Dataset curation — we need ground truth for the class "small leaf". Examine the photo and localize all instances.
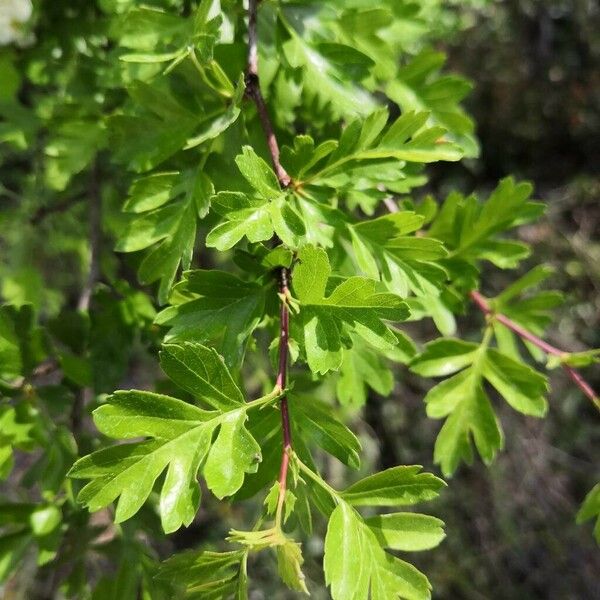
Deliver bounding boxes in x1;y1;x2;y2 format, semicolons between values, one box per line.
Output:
277;540;309;594
365;513;446;552
292;246;409;375
160;342;244;411
410;338;478;377
204;410;261;499
290;395;361;468
576;483;600;545
342;466;445;507
483;349;548;417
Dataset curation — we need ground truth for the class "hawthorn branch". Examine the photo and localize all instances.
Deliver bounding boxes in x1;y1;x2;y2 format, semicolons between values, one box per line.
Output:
470;289;600;412
246;0;291;189
384;196;599;411
246;0;293;513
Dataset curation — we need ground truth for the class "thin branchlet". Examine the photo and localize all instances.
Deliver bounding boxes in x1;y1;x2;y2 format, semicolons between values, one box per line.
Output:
246;0;293;510
470;290;600;412
386;195;598;412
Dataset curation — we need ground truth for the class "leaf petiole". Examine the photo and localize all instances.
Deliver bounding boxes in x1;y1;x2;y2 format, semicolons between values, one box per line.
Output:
293;453;341;504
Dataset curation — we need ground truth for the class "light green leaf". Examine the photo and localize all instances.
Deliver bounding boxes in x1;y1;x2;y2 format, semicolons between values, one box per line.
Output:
204;410;261;499
387;49;478;157
324;502;370;600
342;466;445;507
157;550;245;597
235;146;281;200
428;178;544;265
576;483;600;545
324;500;433;600
336;336;396;408
277;540;308;594
69;361;265;530
483;349;548;417
292;246;409;375
366;513;446;552
430;375;503;477
117;168;213;303
206;149;306;250
410;338;478;377
350;211;448;300
280;18;378;119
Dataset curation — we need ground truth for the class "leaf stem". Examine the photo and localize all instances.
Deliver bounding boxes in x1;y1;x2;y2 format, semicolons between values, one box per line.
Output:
188;48;232;98
294;454;341;504
246;386;283;410
470;289;600;412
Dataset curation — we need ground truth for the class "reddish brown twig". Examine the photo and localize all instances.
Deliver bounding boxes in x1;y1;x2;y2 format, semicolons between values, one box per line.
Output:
246;0;293;510
246;0;291;189
276;269;292;513
470;289;600;412
383;195;598;412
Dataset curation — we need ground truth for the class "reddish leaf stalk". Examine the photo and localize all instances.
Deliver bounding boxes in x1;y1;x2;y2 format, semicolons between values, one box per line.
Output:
246;0;293;508
470;289;599;411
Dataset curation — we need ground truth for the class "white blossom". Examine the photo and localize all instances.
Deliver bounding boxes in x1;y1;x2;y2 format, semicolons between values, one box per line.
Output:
0;0;33;46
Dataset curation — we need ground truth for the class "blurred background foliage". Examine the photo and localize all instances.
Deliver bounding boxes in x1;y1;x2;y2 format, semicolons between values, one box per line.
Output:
0;0;598;598
391;1;600;598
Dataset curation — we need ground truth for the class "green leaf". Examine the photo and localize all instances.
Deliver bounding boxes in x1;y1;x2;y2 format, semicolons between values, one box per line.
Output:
576;484;600;544
324;502;370;599
410;338;478;377
341;466;445;507
44;120;106;191
428;178;544;266
110;81;199;173
365;513;446;551
426;370;503;477
324;501;433;600
387;49;478;157
277;539;309;594
482;349;548;417
206;148;306;251
292;246;409;374
117;168;214;303
412;333;549;475
0;304;47;381
159;342;244;411
156;270;266;368
157;550;245;597
350;211;449;299
69;357;267;531
184;74;245;149
336;336;397;408
298;110;462;195
549;348;600;369
289;395;361;469
495;265;555;306
204;410;261;499
280;16;378;119
235;145;281;200
0;406;35;480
